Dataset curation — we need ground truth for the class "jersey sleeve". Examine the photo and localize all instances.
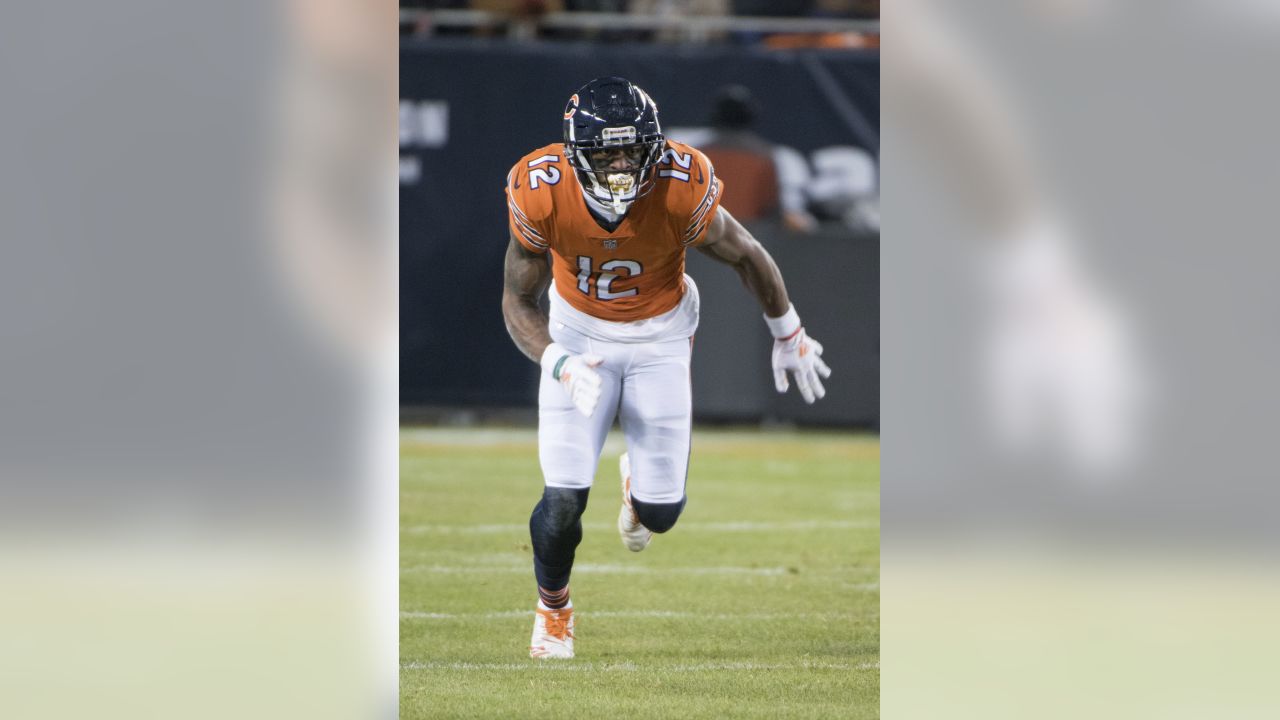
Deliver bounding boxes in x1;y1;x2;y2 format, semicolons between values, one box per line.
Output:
506;162;551;254
677;149;724;248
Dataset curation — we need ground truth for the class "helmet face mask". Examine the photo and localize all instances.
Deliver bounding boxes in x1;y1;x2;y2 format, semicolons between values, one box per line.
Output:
575;143;664;212
563;77;666;215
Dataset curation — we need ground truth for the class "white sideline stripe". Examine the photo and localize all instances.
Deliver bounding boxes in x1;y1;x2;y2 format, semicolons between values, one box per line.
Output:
402;519;875;535
402;563;792;576
401;609;867;620
402;660;877;672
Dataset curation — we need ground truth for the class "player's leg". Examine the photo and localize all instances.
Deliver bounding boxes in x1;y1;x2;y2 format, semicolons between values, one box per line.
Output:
529;327;621;657
533;333;621;597
616;451;652;551
616;336;693;548
527;485;588;658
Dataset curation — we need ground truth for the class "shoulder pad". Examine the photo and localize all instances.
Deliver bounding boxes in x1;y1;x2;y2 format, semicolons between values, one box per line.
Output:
506;144;569;252
506;144;568;225
660;141;723;246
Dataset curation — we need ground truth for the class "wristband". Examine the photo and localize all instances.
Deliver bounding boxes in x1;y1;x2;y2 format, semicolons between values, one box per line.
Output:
540;342;570;379
763;305;801;340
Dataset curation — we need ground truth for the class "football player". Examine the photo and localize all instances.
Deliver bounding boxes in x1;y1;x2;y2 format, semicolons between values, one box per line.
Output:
502;77;831;659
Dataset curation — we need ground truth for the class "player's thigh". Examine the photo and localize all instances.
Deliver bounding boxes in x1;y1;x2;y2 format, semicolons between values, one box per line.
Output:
538;328;622;489
618;338;692;503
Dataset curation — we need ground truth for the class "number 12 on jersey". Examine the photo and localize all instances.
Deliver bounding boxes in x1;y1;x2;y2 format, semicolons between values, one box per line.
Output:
576;256;642;301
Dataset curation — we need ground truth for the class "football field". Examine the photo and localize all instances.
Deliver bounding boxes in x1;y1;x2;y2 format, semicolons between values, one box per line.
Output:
401;427;880;719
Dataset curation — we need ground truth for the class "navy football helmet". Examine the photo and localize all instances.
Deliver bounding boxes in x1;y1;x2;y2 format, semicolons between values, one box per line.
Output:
563;77;665;215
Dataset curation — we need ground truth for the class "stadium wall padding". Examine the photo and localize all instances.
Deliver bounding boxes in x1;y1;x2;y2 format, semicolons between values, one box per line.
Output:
401;38;879;426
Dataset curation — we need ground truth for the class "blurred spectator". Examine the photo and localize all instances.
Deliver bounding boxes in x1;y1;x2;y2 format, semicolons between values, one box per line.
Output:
470;0;563;40
762;0;878;48
630;0;729;43
400;0;469;7
808;0;878;19
698;85;821;233
564;0;628;10
559;0;636;42
401;0;878;42
732;0;812;17
761;31;878;50
400;0;466;37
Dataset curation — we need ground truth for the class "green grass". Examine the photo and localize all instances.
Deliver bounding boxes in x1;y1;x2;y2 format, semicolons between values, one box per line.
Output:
401;427;880;719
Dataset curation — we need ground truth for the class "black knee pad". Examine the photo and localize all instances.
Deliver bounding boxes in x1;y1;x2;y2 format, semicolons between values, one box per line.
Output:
530;487;591;590
630;496;686;533
535;486;589;532
530;486;590;552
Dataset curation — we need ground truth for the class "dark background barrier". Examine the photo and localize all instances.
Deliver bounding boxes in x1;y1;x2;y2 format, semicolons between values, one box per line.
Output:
401;38;878;426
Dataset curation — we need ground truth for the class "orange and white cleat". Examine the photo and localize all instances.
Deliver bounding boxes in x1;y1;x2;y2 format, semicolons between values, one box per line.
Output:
617;453;652;552
529;601;575;659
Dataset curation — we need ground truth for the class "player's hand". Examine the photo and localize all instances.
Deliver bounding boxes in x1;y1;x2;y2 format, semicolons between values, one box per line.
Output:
557;353;605;416
771;329;831;404
542;343;604;417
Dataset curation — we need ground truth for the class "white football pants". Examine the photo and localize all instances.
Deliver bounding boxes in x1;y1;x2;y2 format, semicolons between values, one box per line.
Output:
539;322;692;504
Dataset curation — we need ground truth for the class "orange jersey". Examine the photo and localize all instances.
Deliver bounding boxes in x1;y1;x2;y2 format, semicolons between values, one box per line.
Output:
506;140;724;322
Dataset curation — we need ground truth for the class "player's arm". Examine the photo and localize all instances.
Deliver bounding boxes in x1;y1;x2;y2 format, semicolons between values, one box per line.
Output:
697;207;832;403
697;206;791;317
501;231;603;416
501;231;554;363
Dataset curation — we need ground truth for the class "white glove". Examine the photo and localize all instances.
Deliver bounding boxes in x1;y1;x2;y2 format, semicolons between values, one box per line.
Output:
765;306;832;404
541;343;604;417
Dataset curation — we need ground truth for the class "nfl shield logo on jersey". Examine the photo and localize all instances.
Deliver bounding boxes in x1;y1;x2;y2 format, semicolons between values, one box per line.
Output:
603;239;618;250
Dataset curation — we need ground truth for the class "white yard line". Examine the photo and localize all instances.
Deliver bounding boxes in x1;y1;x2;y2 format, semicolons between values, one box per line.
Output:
399;563;852;576
402;519;876;534
400;427;875;447
401;609;871;620
402;563;879;579
401;660;878;672
401;563;795;576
